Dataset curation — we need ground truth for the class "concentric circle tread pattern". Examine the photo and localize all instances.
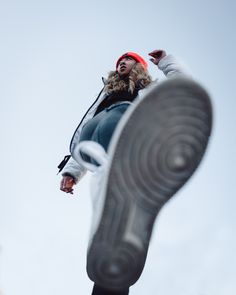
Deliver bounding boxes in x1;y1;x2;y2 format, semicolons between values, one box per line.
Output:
87;78;212;290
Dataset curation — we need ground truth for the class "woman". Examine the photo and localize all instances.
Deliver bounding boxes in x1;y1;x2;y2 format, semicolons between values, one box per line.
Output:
58;50;212;295
59;49;185;192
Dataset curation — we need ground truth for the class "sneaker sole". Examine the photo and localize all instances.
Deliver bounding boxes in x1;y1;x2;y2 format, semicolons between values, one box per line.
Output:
86;78;213;290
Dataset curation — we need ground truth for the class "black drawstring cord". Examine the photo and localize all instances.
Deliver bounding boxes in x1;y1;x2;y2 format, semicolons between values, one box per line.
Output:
57;155;71;174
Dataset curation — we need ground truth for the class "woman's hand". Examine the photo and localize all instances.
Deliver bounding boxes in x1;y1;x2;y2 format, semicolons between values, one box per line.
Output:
60;175;76;194
148;50;167;65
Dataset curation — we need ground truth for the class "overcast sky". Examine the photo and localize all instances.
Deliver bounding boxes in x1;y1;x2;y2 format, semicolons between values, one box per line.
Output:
0;0;235;294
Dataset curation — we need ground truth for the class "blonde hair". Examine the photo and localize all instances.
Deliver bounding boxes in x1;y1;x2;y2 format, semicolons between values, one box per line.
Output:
105;63;153;94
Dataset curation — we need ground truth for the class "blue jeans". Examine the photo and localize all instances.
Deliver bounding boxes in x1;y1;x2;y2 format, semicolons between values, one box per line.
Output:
79;103;130;163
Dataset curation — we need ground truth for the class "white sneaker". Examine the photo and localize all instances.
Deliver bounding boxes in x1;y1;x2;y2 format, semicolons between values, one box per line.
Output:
76;78;213;291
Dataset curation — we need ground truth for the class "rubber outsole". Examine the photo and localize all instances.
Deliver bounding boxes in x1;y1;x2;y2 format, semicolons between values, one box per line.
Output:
86;78;213;290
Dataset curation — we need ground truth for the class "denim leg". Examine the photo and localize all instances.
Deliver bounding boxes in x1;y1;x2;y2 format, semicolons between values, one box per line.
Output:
79;110;108;144
91;104;129;151
78;110;108;163
79;104;129;163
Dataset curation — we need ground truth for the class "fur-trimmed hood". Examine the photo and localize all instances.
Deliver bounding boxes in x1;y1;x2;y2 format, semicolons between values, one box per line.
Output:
104;63;152;94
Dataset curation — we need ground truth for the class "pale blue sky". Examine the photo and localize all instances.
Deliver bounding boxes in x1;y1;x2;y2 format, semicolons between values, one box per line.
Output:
0;0;235;294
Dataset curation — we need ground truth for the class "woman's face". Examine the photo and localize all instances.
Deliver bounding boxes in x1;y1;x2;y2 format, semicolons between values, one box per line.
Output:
117;56;136;77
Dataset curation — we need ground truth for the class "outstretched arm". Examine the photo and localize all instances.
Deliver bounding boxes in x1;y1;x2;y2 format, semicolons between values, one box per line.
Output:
149;49;191;78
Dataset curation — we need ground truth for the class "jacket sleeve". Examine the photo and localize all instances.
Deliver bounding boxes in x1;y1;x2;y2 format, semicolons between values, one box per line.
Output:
61;157;87;183
158;54;191;78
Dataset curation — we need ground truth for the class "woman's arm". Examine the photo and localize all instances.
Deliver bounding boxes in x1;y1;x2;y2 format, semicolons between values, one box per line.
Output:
60;157;87;194
149;49;191;78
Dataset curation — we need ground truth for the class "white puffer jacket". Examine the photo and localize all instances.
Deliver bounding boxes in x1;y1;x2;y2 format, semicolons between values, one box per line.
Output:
60;54;191;182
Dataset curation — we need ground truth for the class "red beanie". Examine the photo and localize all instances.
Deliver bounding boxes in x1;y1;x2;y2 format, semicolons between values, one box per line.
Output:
116;52;148;69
